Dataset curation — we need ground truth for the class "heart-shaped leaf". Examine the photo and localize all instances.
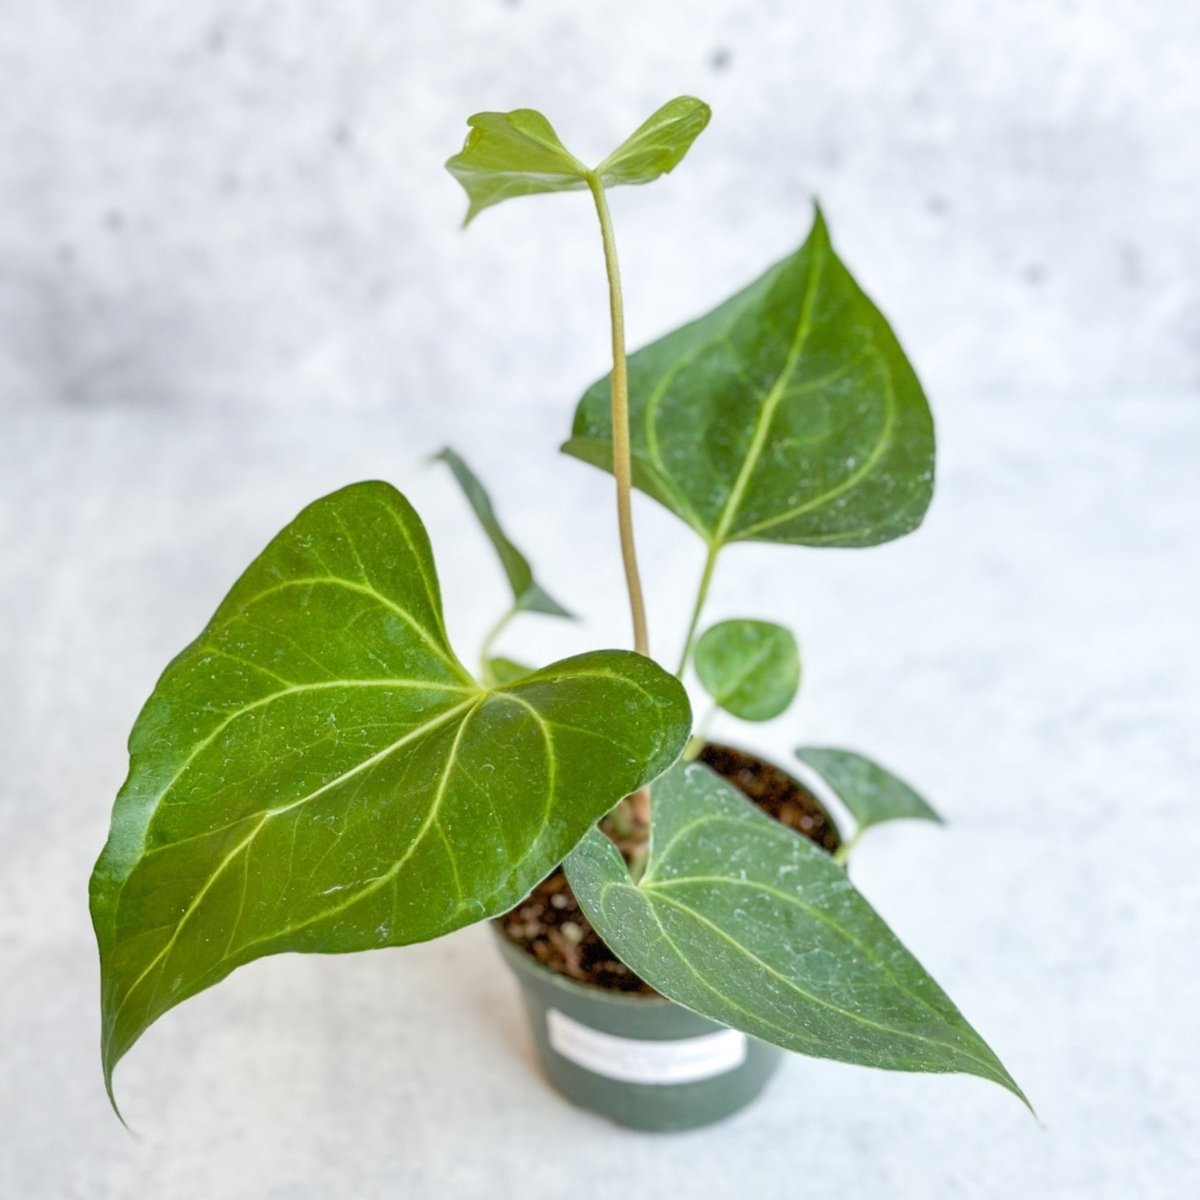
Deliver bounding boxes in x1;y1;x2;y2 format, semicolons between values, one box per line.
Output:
564;209;936;549
90;481;690;1101
445;109;589;226
565;763;1024;1101
694;619;800;720
436;446;571;617
595;96;711;189
445;97;710;225
795;747;941;832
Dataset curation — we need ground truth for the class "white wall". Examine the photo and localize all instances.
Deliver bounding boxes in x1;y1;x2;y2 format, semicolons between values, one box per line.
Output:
2;0;1197;418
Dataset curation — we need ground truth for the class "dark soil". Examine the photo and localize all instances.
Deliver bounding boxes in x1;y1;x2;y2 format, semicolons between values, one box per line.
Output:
496;743;841;995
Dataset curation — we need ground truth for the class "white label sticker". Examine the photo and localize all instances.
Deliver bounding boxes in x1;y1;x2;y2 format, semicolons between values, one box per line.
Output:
546;1009;747;1085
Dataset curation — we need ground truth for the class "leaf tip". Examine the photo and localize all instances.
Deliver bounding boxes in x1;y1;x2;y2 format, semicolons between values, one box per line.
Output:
101;1052;135;1133
809;199;831;243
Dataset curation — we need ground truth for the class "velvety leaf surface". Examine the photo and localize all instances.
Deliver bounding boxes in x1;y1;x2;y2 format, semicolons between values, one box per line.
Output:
795;747;941;831
565;763;1023;1100
564;209;936;549
436;447;571;617
595;96;711;188
694;619;800;720
444;109;589;225
90;481;690;1098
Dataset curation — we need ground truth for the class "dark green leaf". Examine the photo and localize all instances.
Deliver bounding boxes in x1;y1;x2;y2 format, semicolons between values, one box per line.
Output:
435;446;571;617
694;619;800;720
596;96;711;188
564;209;936;549
444;109;589;225
90;481;691;1101
795;747;941;832
565;763;1023;1101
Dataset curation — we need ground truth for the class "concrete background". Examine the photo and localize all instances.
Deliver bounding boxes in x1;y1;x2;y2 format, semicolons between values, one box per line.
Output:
2;3;1198;1198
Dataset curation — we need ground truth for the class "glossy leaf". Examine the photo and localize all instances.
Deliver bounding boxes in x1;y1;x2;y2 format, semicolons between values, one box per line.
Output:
564;209;936;549
795;747;941;832
565;763;1023;1101
596;96;711;189
445;109;589;225
90;481;691;1100
694;619;800;721
435;446;571;617
446;97;710;225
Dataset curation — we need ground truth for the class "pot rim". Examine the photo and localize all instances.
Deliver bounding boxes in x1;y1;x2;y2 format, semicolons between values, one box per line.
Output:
492;741;840;1009
490;921;677;1008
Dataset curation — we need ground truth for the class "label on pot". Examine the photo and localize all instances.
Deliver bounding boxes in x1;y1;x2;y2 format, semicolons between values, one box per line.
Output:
546;1009;748;1085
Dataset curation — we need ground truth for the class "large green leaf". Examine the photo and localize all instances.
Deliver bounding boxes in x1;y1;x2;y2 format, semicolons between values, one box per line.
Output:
694;619;800;721
564;209;936;549
90;481;691;1101
435;446;571;617
565;763;1023;1101
795;746;942;833
445;97;709;225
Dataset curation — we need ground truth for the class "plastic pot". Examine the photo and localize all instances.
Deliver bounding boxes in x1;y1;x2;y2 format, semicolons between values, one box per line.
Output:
493;926;784;1131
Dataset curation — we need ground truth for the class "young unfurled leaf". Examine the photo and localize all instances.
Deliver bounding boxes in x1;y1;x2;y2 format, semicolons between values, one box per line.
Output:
436;446;572;617
90;482;691;1102
445;109;589;225
694;619;800;721
565;763;1024;1102
595;96;711;189
564;209;936;550
795;747;942;833
486;656;535;685
445;97;710;225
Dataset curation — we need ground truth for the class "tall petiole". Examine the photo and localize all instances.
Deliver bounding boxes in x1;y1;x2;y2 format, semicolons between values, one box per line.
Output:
585;172;652;829
584;172;650;660
675;539;720;678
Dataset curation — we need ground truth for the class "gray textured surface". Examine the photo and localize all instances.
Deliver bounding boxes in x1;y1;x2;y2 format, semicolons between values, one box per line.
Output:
3;2;1199;1196
1;1;1198;416
2;396;1198;1197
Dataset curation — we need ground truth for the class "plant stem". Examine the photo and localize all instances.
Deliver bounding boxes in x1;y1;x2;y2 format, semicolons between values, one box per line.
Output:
585;173;649;660
586;172;651;832
479;606;515;683
681;700;719;762
832;830;861;867
675;540;719;677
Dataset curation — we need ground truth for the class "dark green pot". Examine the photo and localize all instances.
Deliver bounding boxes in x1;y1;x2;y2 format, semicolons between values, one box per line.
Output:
494;928;784;1131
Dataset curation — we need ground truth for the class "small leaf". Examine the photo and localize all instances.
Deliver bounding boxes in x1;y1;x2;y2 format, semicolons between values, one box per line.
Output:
435;446;571;617
596;96;711;188
487;656;535;685
565;763;1024;1102
445;97;710;225
795;747;941;832
564;208;936;550
444;109;590;225
694;619;800;721
90;481;691;1102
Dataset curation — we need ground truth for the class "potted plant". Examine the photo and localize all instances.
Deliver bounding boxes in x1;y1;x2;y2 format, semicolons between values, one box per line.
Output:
90;97;1026;1131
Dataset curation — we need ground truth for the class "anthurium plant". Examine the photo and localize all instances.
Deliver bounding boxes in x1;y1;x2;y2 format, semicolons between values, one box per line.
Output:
90;96;1025;1118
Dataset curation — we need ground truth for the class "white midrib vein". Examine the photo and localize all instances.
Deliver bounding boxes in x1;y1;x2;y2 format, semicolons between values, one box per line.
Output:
642;811;966;1030
103;694;481;1064
637;886;1004;1080
734;355;900;540
706;235;828;552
